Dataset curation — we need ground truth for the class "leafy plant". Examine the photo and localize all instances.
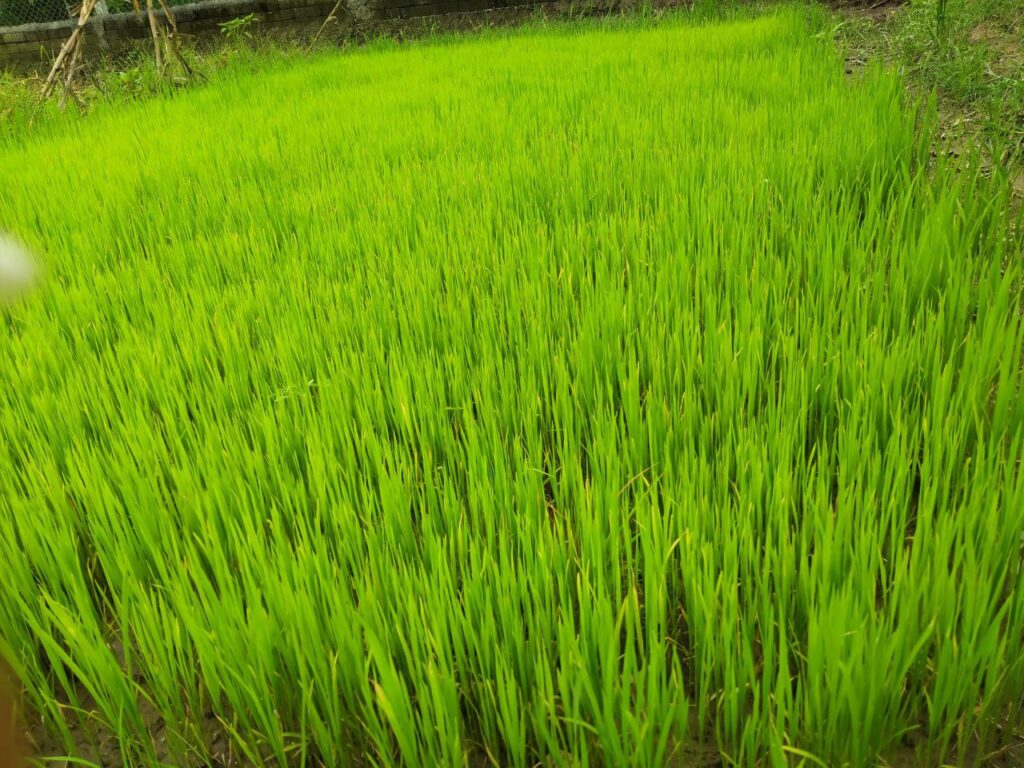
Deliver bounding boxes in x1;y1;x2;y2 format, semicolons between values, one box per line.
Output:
933;0;950;43
219;12;260;41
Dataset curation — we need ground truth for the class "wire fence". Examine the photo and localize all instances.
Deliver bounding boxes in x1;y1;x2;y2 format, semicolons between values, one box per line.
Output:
0;0;193;28
0;0;71;26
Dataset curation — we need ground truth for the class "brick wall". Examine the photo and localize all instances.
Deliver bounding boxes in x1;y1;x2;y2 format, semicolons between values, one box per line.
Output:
0;0;550;69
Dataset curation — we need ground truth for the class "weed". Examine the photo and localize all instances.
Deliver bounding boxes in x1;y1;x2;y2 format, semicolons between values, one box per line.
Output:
219;12;261;42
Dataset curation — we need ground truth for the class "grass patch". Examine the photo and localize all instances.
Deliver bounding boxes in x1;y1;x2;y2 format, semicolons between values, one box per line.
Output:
1;7;1023;767
840;0;1023;182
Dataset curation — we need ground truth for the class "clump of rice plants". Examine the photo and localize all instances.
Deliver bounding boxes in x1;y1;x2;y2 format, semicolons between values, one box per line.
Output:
0;8;1022;767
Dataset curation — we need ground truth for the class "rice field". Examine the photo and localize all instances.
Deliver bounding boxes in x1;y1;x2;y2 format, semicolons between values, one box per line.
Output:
1;7;1023;767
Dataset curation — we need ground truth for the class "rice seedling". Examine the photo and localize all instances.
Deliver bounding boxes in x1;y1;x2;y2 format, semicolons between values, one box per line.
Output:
0;7;1022;767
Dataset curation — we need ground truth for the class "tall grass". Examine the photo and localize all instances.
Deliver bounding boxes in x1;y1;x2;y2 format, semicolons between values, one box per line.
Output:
0;8;1022;767
872;0;1024;162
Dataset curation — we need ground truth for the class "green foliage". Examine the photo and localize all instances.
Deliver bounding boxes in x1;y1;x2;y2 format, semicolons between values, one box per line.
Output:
1;8;1023;768
219;12;261;41
0;72;37;129
886;0;1023;160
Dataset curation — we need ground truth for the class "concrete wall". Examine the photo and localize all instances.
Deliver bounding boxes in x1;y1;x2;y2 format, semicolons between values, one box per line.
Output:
0;0;551;69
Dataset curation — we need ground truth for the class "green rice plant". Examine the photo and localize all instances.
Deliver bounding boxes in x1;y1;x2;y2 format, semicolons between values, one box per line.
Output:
933;0;950;43
0;6;1022;767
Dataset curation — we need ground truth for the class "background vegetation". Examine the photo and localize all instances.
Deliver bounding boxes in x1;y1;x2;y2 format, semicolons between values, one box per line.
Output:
841;0;1022;180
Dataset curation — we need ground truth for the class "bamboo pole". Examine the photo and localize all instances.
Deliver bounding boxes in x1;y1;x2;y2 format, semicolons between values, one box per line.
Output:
41;0;98;100
155;0;194;78
145;0;164;74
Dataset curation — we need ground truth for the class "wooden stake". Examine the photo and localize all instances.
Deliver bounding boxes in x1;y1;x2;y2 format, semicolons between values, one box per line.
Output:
58;35;84;110
155;0;177;32
145;0;164;74
41;0;96;99
312;0;344;45
155;0;195;78
43;0;191;100
41;0;97;100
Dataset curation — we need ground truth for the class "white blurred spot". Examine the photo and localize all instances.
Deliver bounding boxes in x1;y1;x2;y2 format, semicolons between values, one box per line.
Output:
0;235;38;305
